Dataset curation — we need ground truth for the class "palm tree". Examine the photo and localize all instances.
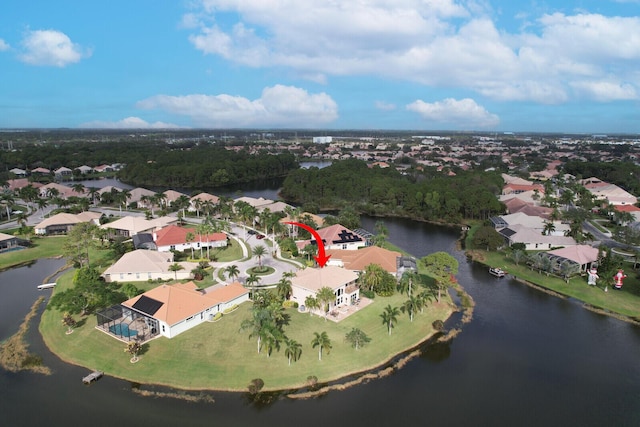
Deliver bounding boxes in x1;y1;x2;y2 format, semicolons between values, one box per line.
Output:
345;327;371;350
36;197;48;218
86;186;100;206
276;277;292;301
169;262;184;280
284;338;302;366
398;270;419;296
316;286;336;321
360;263;385;293
61;312;77;334
245;274;262;295
380;304;400;335
185;231;196;259
373;220;388;247
304;295;319;316
261;324;285;357
125;340;142;362
225;264;240;282
311;331;332;361
253;245;267;269
542;220;556;236
401;295;422;322
0;192;15;222
71;183;85;195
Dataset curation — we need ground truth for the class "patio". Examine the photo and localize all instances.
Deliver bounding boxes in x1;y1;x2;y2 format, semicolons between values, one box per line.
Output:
96;305;159;343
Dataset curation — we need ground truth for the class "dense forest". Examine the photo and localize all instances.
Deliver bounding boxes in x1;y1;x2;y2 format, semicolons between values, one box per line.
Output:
0;139;298;189
117;146;297;188
562;161;640;195
280;159;505;222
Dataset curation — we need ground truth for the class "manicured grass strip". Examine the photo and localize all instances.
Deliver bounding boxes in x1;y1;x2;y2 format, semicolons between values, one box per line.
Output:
474;249;640;318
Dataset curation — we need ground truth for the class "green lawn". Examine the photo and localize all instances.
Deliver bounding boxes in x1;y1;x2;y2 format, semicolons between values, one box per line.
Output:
475;249;640;318
40;271;452;391
0;235;68;271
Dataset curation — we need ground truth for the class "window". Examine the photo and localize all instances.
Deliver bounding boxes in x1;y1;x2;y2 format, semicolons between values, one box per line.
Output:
342;244;347;249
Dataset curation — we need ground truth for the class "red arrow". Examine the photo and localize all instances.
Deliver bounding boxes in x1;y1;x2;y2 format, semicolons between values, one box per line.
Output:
285;221;331;268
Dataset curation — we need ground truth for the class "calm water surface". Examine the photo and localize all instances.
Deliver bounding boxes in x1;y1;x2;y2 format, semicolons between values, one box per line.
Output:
1;198;640;426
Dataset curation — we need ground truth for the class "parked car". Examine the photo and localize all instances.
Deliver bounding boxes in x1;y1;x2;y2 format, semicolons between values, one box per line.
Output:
257;234;265;239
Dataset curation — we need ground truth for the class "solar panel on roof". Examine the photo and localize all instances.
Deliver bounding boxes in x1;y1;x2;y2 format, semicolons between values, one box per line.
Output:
131;295;164;316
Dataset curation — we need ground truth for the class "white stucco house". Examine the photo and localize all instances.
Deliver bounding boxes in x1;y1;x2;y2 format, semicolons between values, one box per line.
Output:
290;266;359;315
97;281;250;340
101;249;192;282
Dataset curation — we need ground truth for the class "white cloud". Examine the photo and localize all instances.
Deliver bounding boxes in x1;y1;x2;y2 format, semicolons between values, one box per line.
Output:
570;80;638;102
79;117;181;129
0;39;10;51
137;84;338;127
375;101;396;111
406;98;499;129
19;29;90;67
185;2;640;104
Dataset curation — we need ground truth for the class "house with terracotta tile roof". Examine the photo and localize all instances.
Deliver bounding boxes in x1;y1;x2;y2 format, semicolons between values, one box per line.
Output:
153;224;227;253
326;245;412;278
613;204;640;223
102;249;191;283
580;177;638;206
39;182;86;199
163;189;187;206
188;192;220;214
34;211;101;235
97;281;250;340
290;266;359;314
299;223;368;251
31;167;51;175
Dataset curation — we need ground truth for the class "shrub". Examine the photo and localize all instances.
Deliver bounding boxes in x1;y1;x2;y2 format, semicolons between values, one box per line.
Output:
361;289;375;299
223;304;238;314
432;320;444;331
282;300;298;308
248;378;264;394
212;312;223;321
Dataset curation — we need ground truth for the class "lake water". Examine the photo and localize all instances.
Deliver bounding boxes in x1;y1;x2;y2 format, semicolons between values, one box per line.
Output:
2;189;640;426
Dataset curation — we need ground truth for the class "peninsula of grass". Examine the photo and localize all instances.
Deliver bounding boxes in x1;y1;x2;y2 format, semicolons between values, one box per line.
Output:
40;268;453;391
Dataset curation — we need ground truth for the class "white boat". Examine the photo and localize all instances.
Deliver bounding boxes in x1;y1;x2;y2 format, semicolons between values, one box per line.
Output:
37;282;56;290
489;268;506;278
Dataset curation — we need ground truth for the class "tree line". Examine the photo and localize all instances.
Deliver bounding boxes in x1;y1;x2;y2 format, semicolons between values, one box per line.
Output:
280;159;505;222
0;139;298;190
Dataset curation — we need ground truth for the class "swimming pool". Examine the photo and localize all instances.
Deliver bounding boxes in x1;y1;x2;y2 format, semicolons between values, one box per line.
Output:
109;323;138;338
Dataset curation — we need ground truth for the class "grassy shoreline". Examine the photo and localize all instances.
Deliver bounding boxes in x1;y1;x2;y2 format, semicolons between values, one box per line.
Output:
0;296;51;375
465;248;640;321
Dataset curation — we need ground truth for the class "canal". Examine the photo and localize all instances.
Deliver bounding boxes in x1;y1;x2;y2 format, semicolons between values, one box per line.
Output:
1;190;639;426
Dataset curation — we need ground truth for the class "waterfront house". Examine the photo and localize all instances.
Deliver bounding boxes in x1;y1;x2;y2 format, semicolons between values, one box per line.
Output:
0;232;18;252
290;266;359;315
97;281;250;341
101;249;191;283
34;211;101;235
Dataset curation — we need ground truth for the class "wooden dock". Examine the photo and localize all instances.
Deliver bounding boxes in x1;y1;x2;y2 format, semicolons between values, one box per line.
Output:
82;370;104;384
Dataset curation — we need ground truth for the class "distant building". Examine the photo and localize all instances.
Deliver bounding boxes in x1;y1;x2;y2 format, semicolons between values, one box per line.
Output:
313;136;333;144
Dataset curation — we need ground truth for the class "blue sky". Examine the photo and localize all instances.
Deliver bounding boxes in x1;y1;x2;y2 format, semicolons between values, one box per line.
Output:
1;0;640;133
